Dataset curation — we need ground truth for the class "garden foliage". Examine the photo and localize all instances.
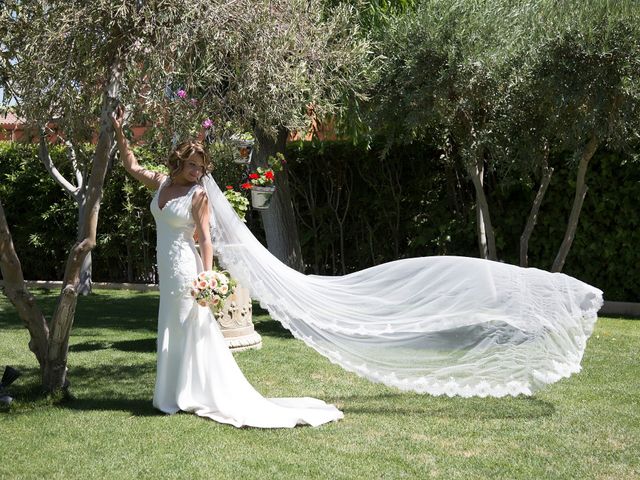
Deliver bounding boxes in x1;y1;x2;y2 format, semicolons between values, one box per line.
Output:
1;140;637;301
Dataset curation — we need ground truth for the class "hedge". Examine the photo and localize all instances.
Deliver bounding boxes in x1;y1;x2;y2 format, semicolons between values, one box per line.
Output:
285;141;639;302
0;140;637;301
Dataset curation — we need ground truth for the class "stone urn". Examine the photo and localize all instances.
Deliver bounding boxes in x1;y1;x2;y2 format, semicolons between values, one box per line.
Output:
213;284;262;351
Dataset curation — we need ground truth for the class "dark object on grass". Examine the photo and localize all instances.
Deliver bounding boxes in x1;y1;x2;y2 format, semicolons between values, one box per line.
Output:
0;366;21;389
0;394;12;406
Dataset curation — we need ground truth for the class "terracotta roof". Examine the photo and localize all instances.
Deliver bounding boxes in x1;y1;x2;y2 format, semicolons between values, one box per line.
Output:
0;111;23;126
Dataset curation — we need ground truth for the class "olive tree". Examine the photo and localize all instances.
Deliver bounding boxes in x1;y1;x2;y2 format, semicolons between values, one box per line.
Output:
137;0;371;271
492;0;640;269
0;0;148;392
369;0;508;259
369;0;640;267
0;0;370;393
523;6;640;272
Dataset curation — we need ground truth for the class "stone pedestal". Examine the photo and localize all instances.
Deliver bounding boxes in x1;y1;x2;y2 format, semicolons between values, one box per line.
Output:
213;284;262;351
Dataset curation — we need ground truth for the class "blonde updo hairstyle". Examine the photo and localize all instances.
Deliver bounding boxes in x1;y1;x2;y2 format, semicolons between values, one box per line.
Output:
166;140;212;181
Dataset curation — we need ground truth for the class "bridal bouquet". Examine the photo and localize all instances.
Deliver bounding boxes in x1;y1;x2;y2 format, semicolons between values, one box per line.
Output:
190;269;236;312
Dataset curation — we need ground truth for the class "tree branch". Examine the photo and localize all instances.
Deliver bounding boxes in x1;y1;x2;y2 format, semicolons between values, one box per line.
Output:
0;198;49;368
552;135;599;272
39;130;79;199
520;141;553;267
64;139;84;191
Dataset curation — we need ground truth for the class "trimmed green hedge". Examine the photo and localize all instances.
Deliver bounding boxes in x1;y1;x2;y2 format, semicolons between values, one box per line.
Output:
285;141;640;302
1;140;638;301
0;142;158;283
0;142;76;280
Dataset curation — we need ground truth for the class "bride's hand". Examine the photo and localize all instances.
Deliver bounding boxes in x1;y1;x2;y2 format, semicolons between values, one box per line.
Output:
110;105;125;132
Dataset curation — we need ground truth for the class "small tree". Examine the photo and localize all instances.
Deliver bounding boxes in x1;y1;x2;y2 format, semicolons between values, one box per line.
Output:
495;1;640;270
0;0;371;393
369;0;640;267
531;26;639;272
369;0;508;259
137;0;371;271
0;0;151;392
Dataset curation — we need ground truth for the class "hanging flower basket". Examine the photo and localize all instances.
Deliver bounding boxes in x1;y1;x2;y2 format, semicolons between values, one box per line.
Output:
250;185;276;209
231;140;254;165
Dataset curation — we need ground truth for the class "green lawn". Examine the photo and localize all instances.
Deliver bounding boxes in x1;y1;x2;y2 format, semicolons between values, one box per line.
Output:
0;289;638;480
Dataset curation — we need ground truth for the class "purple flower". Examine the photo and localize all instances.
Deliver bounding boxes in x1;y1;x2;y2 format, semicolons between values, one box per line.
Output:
177;89;187;99
202;118;213;129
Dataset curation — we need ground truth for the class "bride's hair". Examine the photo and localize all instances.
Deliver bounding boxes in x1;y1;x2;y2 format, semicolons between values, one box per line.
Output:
167;140;212;179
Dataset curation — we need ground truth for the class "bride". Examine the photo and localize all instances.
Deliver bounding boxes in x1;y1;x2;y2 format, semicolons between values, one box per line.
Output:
111;108;603;427
113;110;343;428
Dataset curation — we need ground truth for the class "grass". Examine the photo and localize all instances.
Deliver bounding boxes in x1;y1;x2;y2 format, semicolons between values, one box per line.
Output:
0;289;638;480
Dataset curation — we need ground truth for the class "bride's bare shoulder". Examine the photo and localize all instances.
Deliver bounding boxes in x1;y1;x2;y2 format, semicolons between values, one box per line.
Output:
192;185;208;204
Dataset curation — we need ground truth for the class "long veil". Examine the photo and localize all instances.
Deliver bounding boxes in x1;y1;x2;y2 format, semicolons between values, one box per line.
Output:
203;175;603;397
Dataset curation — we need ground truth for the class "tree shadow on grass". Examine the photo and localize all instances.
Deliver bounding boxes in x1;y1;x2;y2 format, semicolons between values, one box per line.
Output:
0;363;160;417
69;341;112;353
111;338;157;352
62;397;159;416
253;317;294;340
0;290;159;332
69;338;157;353
336;392;555;420
75;291;159;332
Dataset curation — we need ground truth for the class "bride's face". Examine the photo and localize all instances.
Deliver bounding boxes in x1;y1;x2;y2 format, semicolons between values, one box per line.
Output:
178;154;206;183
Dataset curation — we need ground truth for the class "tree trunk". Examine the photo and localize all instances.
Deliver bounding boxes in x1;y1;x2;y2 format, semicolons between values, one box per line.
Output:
78;252;92;295
520;149;553;267
77;202;92;295
476;199;489;259
39;132;93;294
43;285;77;391
43;60;123;391
551;136;598;272
253;127;304;272
467;156;496;260
0;199;49;372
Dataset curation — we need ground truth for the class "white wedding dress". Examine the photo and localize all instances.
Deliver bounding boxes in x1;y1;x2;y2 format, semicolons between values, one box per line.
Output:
151;180;344;427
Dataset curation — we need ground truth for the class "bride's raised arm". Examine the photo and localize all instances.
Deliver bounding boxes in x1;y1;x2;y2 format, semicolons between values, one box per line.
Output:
110;106;166;190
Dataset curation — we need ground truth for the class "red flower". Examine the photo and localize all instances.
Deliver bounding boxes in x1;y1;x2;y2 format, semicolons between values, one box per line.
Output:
265;170;275;180
241;182;253;190
248;173;260;180
226;185;234;190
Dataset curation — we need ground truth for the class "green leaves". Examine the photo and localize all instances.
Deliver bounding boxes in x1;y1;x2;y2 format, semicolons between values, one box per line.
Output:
2;0;371;152
223;188;250;223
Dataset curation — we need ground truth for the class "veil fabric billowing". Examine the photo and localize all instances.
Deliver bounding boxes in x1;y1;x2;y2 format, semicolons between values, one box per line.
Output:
203;175;603;397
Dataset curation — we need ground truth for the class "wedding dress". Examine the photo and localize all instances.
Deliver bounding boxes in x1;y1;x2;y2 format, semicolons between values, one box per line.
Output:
202;175;603;399
151;179;344;427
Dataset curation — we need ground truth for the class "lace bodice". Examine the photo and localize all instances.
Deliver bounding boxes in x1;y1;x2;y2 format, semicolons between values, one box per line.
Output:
151;182;203;296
